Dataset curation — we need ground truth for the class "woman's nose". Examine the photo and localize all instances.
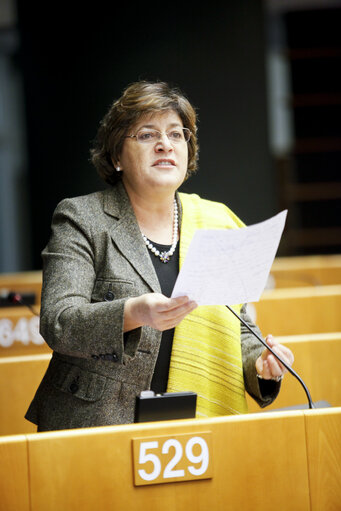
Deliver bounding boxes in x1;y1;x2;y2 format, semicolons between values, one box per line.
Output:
155;133;173;151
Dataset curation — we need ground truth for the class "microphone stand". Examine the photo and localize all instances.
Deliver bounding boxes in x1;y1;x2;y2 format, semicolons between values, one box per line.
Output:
225;304;315;409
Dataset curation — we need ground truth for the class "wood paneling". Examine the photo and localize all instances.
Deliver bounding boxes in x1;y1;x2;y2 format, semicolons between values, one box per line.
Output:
304;408;341;511
0;354;51;435
252;285;341;335
269;254;341;287
27;412;310;511
0;435;30;511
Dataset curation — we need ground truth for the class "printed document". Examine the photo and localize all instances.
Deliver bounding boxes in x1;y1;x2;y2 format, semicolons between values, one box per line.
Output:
171;210;287;306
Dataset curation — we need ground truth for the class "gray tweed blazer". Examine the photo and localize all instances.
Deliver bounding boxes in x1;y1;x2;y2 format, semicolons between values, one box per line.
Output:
25;181;279;431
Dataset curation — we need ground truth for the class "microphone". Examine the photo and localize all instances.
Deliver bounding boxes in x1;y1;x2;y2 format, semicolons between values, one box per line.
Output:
7;292;25;305
2;291;40;317
225;304;315;409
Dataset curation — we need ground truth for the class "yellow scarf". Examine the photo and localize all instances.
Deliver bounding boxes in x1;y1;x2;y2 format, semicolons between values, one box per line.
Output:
166;193;248;417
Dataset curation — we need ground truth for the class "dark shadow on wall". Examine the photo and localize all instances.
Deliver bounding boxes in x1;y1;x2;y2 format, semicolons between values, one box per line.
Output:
16;1;275;269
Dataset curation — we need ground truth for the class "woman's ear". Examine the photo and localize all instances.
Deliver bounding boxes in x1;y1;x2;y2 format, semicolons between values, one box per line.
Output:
112;158;122;172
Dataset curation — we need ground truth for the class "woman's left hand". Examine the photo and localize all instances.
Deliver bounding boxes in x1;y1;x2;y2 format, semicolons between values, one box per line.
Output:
255;334;294;380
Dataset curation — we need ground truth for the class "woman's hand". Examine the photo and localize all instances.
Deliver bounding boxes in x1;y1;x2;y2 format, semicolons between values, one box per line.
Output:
255;334;294;380
124;293;197;332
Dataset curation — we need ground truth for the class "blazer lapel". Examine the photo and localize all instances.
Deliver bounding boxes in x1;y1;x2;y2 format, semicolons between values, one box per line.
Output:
103;182;161;293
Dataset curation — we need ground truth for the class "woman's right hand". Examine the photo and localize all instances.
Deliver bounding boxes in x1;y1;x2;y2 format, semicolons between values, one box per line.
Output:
124;293;197;332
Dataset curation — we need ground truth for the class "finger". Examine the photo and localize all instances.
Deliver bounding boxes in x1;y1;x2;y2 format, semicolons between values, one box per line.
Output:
152;300;197;330
256;354;273;379
161;299;197;318
267;354;283;378
261;359;272;379
265;337;294;364
261;338;293;368
255;355;263;375
265;335;288;352
173;300;197;317
275;344;295;365
269;345;294;372
262;346;287;374
158;295;191;312
261;334;274;359
160;301;197;328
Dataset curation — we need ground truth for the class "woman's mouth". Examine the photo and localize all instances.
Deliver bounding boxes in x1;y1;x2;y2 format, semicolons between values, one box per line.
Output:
152;159;176;168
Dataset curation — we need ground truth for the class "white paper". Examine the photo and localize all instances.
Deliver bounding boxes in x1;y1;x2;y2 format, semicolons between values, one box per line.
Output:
171;210;287;306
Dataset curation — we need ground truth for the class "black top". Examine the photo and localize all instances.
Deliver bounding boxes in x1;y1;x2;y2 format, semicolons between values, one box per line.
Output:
147;241;179;394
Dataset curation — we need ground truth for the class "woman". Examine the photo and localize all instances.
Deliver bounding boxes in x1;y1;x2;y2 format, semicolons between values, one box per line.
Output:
26;80;294;431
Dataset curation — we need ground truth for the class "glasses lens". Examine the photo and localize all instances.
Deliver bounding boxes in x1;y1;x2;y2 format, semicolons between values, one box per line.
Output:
136;129;158;143
166;129;182;142
167;128;191;142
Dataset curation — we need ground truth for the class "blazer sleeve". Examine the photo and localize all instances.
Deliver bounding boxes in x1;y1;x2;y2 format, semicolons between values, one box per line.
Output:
39;197;142;362
240;304;281;407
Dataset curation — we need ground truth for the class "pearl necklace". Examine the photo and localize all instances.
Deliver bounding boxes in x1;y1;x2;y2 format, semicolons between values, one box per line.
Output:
142;199;178;263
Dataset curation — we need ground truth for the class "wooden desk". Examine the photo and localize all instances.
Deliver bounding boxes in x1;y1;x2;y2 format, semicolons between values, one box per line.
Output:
0;307;50;357
0;271;46;356
0;354;51;435
251;285;341;336
304;407;341;511
1;409;340;511
269;254;341;287
0;271;42;304
1;332;340;436
0;434;30;511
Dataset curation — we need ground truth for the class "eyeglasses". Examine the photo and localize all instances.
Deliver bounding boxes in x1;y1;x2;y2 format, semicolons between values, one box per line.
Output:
126;127;192;144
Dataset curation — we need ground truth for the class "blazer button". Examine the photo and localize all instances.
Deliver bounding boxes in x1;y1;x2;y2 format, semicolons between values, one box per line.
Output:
102;353;119;362
91;354;99;360
104;291;115;301
69;381;79;394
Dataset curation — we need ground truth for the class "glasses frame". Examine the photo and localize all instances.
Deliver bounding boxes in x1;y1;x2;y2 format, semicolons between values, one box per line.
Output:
125;127;192;144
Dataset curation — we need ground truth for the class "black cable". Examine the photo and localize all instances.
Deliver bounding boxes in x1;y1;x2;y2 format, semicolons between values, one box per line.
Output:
225;304;315;409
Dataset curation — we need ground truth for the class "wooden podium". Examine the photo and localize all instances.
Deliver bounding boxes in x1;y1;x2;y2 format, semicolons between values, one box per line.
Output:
1;408;340;511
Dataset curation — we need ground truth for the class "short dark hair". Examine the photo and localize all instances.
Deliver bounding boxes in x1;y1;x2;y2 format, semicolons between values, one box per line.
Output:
90;80;199;186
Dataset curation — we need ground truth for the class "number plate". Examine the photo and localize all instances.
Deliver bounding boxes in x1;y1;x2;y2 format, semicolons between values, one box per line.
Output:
0;317;44;347
132;432;213;486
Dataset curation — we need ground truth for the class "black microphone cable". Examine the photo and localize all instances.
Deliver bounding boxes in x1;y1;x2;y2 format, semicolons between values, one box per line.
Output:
225;304;315;409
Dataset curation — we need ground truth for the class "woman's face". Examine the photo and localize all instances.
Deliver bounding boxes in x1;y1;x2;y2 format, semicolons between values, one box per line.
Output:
117;110;188;200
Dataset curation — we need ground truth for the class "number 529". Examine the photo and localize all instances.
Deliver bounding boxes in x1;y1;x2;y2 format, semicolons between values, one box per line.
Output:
132;432;212;486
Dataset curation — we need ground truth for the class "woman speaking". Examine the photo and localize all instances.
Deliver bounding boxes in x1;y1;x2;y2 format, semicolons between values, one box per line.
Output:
26;81;294;431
